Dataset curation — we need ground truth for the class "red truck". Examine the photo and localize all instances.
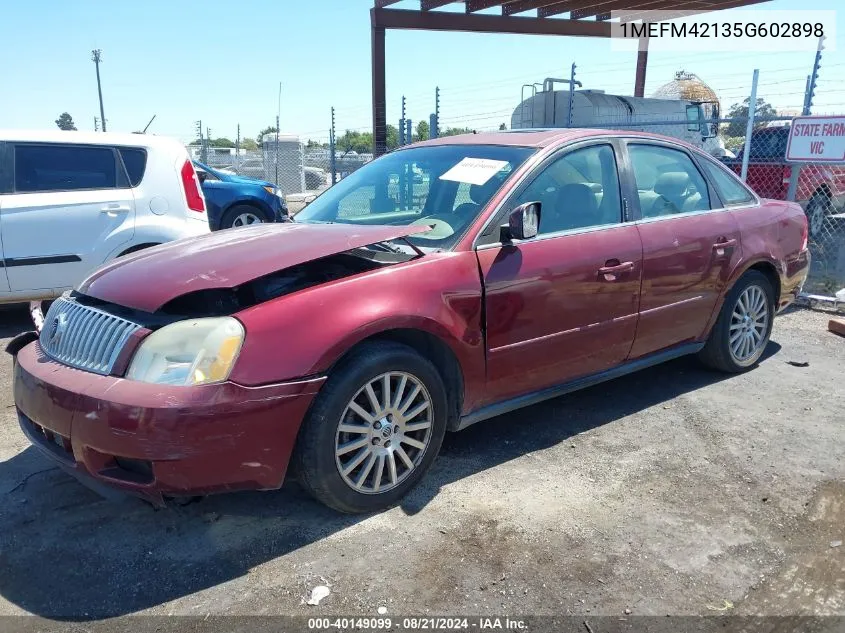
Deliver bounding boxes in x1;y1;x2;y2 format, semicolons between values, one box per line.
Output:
723;126;845;239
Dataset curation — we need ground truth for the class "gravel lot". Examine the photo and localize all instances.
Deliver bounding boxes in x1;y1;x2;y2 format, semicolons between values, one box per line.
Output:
0;303;843;625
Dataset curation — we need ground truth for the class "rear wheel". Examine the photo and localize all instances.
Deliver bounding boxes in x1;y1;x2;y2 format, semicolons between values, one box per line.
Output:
221;205;270;229
293;342;447;513
698;270;774;373
806;192;833;241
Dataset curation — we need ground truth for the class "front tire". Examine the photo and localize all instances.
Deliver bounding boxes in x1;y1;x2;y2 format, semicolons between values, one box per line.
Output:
293;342;448;513
221;205;271;229
698;270;774;373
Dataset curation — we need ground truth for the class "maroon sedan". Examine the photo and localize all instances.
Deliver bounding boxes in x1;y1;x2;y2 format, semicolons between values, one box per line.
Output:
10;130;809;513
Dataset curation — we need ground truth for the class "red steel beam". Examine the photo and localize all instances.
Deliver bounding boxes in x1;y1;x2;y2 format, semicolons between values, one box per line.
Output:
634;35;648;97
371;13;388;156
372;7;612;35
538;0;615;17
466;0;507;11
502;0;568;15
421;0;462;9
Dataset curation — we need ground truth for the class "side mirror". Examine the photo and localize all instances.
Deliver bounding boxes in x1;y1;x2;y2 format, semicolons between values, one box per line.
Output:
501;202;541;242
197;171;208;183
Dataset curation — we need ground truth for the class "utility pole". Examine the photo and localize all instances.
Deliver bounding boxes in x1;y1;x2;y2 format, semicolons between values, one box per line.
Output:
567;63;578;128
91;49;106;132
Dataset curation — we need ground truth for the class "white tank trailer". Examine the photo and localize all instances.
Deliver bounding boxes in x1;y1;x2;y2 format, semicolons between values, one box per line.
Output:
511;79;729;157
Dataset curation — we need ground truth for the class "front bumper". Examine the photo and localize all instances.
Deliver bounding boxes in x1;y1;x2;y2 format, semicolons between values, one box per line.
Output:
13;341;324;506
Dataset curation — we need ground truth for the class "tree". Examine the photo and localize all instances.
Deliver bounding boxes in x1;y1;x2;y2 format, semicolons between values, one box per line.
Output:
415;120;430;142
209;137;235;148
725;97;778;137
386;124;400;150
256;125;278;147
499;123;508;131
55;112;77;131
441;127;474;137
240;138;258;151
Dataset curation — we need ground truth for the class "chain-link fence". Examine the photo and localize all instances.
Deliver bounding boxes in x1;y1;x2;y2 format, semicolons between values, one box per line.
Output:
543;107;845;295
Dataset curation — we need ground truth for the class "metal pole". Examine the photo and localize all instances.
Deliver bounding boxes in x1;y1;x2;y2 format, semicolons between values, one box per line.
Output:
372;20;387;156
634;37;648;98
786;38;824;201
567;63;577;128
91;50;106;132
275;82;281;187
236;124;240;174
740;69;759;182
330;107;337;185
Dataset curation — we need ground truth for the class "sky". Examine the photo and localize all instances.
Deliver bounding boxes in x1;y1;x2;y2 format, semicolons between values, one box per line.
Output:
1;0;843;146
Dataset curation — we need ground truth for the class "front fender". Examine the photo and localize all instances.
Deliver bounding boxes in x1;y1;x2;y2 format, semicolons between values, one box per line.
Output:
230;252;486;410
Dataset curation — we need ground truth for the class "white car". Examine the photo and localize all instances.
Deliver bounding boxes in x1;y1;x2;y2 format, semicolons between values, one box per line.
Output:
0;130;210;304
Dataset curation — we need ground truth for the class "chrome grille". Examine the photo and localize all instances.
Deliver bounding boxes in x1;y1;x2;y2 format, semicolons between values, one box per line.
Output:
39;296;142;375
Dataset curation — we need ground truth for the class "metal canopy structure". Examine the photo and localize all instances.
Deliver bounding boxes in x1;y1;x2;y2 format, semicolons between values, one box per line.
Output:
371;0;771;155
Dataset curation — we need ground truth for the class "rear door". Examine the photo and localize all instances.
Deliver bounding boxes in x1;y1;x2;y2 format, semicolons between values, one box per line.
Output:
625;140;742;358
476;140;643;405
2;143;136;292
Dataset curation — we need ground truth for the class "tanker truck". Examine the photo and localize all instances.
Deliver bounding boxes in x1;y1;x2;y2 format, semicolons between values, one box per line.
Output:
511;78;730;158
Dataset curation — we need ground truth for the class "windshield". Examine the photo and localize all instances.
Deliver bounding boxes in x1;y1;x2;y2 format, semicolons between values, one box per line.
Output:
295;144;534;249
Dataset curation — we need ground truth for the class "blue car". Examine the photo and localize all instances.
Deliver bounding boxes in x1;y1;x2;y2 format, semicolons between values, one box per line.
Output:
193;161;289;230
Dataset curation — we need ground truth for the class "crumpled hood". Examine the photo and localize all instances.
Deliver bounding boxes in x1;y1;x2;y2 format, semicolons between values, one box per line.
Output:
79;223;429;312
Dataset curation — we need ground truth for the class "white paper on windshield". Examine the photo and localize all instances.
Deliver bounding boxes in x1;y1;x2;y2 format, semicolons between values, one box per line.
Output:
439;158;509;186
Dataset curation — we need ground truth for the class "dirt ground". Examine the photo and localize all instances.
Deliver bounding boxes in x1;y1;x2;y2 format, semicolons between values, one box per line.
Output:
1;303;844;625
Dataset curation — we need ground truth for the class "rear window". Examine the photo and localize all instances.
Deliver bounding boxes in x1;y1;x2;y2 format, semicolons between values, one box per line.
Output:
749;129;788;160
14;144;117;193
119;148;147;187
699;159;755;206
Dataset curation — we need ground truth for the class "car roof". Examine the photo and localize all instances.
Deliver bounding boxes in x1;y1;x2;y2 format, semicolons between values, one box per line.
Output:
409;128;701;150
0;129;184;149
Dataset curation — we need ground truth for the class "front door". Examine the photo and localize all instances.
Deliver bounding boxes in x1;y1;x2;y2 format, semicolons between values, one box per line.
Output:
3;143;135;292
476;142;643;406
625;141;742;358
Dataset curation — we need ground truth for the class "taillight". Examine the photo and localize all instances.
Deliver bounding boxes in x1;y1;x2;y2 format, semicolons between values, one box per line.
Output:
180;160;206;213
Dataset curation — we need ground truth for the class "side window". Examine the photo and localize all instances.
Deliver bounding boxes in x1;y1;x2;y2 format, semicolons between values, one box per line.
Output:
14;144;117;193
118;148;147;187
628;144;711;219
699;159;755;206
513;144;621;235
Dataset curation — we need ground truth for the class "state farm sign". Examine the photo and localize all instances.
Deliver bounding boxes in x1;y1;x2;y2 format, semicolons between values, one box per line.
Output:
786;115;845;163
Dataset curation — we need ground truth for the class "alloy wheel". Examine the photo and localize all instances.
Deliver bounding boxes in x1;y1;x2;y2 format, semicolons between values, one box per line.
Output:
334;372;433;494
729;284;770;364
232;212;264;227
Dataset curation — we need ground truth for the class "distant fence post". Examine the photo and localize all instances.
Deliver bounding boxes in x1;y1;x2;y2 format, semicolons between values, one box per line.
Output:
330;107;337;185
740;69;759;182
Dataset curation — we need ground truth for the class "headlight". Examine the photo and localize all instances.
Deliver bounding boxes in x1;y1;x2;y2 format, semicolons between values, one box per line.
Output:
263;185;284;199
126;317;244;386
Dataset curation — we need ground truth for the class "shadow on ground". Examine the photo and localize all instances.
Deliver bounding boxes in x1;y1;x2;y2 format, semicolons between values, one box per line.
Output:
0;339;781;619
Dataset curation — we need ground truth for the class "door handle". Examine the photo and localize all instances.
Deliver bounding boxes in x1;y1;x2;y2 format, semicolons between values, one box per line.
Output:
598;261;635;281
100;204;131;214
712;238;737;257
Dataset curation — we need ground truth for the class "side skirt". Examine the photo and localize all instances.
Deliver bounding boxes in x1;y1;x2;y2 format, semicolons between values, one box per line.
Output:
454;342;705;431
